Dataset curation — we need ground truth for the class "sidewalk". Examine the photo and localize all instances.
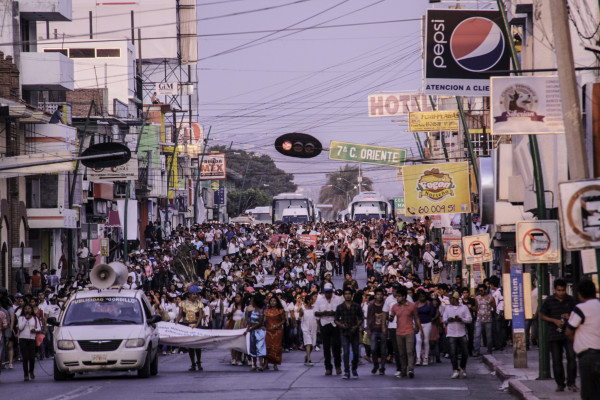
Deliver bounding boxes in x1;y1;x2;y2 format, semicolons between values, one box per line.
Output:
481;348;580;400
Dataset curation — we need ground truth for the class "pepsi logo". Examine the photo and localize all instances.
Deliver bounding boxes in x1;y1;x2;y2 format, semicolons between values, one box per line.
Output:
450;17;505;72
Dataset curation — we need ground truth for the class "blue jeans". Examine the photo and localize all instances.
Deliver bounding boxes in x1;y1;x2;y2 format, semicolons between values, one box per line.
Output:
474;321;493;354
448;335;469;371
370;331;387;370
549;339;577;387
341;334;359;373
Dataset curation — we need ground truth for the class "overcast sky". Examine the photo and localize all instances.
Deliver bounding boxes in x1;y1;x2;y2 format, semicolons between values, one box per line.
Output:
195;0;493;200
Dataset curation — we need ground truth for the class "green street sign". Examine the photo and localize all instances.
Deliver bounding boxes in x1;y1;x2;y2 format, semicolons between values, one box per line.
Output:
394;196;405;215
329;141;406;167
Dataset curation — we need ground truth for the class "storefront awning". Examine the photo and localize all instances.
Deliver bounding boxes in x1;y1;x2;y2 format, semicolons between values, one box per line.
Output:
106;210;121;227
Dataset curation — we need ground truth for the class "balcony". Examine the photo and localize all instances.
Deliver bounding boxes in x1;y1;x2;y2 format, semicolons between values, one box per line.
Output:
20;52;74;91
25;123;76;154
19;0;72;21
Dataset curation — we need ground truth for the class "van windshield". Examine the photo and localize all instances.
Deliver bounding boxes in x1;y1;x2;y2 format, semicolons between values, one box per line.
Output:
63;297;143;326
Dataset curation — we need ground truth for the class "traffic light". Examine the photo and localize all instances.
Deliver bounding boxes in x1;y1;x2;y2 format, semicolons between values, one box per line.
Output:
274;132;322;158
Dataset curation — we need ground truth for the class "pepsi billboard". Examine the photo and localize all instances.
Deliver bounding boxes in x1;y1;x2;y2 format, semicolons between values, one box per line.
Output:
424;9;511;96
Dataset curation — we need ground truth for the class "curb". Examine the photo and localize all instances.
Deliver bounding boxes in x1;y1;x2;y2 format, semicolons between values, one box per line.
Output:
508;379;541;400
481;354;513;380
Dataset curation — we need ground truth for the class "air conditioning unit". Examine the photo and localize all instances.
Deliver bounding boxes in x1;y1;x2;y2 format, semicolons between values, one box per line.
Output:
114;182;128;198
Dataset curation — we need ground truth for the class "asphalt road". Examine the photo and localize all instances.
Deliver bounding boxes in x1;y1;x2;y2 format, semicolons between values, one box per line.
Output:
0;346;515;400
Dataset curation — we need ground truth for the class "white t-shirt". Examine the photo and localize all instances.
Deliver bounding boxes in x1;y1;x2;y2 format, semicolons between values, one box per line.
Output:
567;298;600;354
314;294;343;326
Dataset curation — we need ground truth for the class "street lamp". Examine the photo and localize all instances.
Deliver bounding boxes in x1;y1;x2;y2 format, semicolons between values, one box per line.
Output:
326;184;357;207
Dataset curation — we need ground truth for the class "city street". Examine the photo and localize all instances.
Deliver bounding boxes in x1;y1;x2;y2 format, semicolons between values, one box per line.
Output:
0;346;513;400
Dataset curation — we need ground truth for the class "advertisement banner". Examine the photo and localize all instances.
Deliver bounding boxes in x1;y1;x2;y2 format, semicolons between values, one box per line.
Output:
155;82;178;96
408;110;459;132
199;153;226;181
491;76;565;134
509;267;526;332
424;9;510;96
329;141;406;167
87;155;138;182
298;234;318;247
368;93;433;117
393;196;405;215
402;162;471;216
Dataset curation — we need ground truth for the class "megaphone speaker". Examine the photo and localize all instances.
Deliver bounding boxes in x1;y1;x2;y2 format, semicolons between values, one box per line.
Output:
90;262;129;289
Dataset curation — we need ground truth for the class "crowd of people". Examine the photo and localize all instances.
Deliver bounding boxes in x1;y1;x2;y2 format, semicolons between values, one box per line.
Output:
0;217;598;398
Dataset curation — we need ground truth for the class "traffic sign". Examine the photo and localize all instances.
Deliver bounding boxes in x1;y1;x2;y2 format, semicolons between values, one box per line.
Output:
558;179;600;250
516;220;561;263
445;239;462;261
462;234;493;264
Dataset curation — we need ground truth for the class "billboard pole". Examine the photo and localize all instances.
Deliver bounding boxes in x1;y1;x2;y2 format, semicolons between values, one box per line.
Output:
496;0;550;379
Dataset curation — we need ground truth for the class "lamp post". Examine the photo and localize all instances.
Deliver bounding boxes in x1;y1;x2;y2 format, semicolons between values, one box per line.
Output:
326;184;356;208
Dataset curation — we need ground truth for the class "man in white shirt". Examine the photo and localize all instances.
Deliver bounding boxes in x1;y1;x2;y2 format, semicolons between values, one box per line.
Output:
490;276;506;351
443;292;472;378
314;283;343;376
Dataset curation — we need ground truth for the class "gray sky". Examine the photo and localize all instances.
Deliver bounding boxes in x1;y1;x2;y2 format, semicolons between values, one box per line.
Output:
195;0;477;200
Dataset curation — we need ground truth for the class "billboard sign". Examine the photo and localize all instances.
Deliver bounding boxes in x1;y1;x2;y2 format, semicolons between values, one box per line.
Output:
408;110;459;132
403;162;471;216
329;141;406;167
199;153;226;181
368;93;433;117
424;9;510;96
87;155;138;181
491;76;565;134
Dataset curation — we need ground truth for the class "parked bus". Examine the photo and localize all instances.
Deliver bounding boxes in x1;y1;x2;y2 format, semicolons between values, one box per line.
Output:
272;193;315;224
348;191;391;221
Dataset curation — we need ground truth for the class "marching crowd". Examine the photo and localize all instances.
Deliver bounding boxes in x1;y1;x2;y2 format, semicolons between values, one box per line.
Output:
0;217;599;399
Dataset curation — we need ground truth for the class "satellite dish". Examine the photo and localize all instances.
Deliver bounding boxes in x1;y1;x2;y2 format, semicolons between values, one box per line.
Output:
81;142;131;168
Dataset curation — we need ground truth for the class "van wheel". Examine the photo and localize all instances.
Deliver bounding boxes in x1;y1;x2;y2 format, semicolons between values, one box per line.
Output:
138;349;152;378
150;351;158;376
54;360;73;381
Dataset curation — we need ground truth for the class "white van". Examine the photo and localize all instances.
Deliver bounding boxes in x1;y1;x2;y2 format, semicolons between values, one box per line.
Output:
49;288;161;380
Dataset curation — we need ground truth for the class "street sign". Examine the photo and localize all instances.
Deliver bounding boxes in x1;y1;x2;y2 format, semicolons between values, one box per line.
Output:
558;179;600;250
393;196;405;215
462;234;493;264
516;220;561;263
328;141;406;167
408;110;459;132
445;239;463;261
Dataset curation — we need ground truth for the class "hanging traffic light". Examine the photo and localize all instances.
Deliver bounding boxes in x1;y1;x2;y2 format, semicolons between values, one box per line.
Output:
274;132;322;158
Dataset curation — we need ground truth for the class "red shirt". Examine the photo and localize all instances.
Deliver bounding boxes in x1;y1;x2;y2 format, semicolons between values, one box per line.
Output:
390;302;416;336
31;275;42;288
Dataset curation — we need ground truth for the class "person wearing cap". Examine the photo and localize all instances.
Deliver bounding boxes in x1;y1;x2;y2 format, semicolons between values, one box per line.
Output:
314;282;343;376
443;291;472;379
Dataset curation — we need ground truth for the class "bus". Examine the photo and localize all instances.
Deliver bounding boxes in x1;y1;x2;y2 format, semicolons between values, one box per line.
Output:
348;191;392;221
272;193;316;224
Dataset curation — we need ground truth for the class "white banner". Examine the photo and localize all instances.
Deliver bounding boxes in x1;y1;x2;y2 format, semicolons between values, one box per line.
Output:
491;76;565;135
158;322;249;353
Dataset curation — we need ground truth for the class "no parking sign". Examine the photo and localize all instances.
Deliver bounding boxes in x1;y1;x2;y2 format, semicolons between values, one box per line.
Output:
516;220;561;263
462;234;493;265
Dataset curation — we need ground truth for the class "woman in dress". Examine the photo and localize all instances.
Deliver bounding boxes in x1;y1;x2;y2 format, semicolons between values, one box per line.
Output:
176;287;204;371
264;295;285;371
227;293;246;365
245;294;266;371
299;293;317;366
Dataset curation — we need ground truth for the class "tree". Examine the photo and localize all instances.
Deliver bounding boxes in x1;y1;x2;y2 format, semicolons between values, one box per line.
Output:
318;164;373;214
227;188;272;216
208;145;297;196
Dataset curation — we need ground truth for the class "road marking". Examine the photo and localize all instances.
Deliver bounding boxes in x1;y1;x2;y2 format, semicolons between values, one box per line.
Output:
46;385;103;400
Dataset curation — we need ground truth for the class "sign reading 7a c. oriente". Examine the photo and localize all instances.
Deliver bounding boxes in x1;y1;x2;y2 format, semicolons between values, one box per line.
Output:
329;141;406;167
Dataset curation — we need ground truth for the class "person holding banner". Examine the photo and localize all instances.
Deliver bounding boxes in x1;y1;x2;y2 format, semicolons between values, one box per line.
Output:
177;287;205;371
245;294;266;371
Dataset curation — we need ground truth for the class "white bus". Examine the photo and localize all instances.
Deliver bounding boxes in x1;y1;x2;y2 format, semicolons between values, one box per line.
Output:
245;206;272;223
349;191;392;221
272;193;316;224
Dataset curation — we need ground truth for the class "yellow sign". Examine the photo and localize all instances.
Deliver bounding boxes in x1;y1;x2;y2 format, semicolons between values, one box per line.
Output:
100;238;109;257
403;162;471;216
408;110;459;132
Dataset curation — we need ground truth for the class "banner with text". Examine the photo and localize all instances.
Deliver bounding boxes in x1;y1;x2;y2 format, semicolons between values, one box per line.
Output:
408;110;459;132
329;141;406;167
199;153;226;181
402;162;471;216
491;76;565;134
368;93;433;117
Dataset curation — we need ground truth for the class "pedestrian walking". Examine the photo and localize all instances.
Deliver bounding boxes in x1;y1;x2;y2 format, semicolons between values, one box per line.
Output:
443;292;472;379
334;287;363;379
314;282;343;376
566;279;600;400
473;284;495;356
366;287;387;375
389;285;423;379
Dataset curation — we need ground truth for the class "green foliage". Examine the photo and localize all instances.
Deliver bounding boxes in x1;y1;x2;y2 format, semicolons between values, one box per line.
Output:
318;164;373;213
209;145;297;196
227;188;273;216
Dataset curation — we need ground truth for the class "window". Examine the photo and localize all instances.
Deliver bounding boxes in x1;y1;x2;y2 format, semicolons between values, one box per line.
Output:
44;49;68;57
69;48;95;58
97;48;120;58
